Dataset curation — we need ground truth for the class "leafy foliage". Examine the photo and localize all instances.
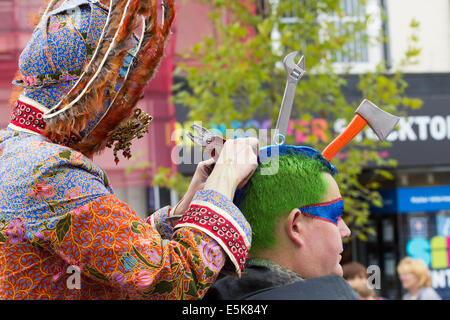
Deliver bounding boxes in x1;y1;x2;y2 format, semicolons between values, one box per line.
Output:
152;167;191;196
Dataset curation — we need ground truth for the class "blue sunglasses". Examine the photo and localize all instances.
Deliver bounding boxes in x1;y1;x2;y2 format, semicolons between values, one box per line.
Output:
299;197;344;225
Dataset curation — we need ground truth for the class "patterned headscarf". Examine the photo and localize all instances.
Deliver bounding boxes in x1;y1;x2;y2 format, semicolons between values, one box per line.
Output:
12;0;175;161
14;1;109;108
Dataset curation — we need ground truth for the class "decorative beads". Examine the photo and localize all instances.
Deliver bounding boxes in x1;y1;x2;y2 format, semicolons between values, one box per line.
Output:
177;204;249;273
10;100;46;134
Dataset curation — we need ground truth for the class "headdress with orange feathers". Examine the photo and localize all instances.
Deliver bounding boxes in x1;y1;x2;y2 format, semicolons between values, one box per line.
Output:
12;0;175;163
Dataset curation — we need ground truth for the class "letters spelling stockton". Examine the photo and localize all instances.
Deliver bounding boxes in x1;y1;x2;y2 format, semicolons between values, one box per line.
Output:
182;304;269;317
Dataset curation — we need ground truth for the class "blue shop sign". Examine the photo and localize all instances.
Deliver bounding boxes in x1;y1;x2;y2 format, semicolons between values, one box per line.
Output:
372;185;450;214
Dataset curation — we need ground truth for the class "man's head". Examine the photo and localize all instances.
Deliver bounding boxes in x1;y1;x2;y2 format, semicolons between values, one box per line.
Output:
236;145;351;278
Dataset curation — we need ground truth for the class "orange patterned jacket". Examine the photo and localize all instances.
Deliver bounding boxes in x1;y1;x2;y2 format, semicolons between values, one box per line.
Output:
0;122;252;299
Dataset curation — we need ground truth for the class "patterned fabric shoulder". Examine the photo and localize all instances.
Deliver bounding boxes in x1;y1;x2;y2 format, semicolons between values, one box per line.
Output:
0;129;111;236
1;193;227;299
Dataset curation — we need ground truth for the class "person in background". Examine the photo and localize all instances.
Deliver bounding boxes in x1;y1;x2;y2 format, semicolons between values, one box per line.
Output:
350;280;376;300
397;257;441;300
343;261;368;284
343;261;384;300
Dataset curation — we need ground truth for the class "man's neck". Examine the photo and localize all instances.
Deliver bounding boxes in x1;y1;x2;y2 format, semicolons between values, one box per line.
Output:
250;248;301;277
246;257;303;284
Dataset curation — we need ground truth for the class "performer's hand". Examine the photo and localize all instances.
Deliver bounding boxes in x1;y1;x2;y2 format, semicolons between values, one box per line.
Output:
204;137;259;200
172;158;216;217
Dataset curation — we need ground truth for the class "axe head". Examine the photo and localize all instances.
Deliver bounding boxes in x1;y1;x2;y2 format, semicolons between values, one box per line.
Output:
355;99;400;141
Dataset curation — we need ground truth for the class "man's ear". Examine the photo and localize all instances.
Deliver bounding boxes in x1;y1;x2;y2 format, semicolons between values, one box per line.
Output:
286;208;305;248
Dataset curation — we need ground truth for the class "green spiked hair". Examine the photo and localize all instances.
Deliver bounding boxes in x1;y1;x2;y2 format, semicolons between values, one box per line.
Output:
235;145;337;254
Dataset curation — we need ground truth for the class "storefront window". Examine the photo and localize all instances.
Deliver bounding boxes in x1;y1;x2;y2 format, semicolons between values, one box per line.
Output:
401;210;450;300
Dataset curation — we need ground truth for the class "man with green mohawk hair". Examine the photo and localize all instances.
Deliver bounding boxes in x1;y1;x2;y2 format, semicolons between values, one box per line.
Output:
204;145;360;300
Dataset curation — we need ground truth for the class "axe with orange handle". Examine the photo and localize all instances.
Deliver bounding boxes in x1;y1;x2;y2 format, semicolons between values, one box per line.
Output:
322;99;400;161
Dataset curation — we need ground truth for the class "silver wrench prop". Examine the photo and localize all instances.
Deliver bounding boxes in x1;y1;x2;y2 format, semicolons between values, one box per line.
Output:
273;52;306;145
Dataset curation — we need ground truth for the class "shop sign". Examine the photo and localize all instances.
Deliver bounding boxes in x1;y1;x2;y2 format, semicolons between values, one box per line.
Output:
372;186;450;214
407;236;450;291
409;217;427;238
397;186;450;213
174;100;450;168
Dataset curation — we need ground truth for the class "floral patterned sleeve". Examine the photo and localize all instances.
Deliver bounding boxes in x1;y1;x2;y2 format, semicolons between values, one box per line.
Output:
40;193;236;299
148;206;174;239
15;143;252;299
148;189;253;276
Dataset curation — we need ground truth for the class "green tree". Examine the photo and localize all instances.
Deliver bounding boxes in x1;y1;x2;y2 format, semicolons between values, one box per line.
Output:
164;0;422;240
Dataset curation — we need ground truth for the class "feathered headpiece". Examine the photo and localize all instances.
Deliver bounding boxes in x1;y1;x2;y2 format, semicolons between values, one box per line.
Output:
13;0;175;162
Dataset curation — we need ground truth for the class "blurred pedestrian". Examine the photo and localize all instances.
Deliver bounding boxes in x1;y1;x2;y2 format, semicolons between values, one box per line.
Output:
350;279;376;300
397;257;441;300
343;261;367;283
343;261;378;300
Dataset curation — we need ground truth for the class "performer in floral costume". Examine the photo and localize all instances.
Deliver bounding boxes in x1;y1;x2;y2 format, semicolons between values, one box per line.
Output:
0;0;257;299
